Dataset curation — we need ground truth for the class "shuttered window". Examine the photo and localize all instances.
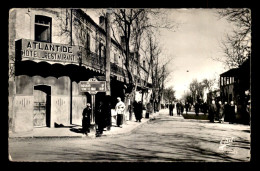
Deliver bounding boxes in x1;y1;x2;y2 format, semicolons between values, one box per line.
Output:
35;15;52;43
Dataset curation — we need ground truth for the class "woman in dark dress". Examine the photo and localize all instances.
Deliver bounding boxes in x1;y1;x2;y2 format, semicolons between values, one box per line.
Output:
208;100;217;123
82;103;91;134
136;101;143;122
95;101;106;136
229;101;236;124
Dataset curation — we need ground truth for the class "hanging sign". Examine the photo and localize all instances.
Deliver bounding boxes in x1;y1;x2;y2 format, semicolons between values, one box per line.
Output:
79;78;106;94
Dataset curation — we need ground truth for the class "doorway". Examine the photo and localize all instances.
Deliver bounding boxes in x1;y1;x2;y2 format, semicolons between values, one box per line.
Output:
33;85;51;127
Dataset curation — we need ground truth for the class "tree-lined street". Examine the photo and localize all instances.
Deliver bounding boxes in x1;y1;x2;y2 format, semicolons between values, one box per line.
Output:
9;109;250;162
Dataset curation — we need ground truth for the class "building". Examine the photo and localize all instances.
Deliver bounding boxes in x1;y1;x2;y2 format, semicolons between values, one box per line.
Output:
8;8;152;133
219;59;250;124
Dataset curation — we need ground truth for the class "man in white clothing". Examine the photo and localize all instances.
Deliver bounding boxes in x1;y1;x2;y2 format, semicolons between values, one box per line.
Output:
115;97;125;128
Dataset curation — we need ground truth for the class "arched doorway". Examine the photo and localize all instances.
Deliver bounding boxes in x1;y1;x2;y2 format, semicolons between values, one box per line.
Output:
33;85;51;127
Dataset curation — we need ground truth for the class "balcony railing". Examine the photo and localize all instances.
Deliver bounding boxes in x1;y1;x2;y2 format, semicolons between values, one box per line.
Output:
80;50;151;85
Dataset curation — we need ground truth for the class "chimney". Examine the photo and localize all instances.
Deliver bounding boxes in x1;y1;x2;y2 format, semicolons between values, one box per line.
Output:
99;16;106;30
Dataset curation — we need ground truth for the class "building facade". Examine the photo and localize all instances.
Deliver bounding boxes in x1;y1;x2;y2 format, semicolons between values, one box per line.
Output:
8;8;152;133
219;59;250;124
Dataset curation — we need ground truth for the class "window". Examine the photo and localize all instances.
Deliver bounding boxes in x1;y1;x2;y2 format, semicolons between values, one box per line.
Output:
35;15;52;42
227;77;230;85
86;33;90;52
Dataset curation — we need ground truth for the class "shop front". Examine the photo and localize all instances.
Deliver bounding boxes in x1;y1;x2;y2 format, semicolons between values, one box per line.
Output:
10;39;86;132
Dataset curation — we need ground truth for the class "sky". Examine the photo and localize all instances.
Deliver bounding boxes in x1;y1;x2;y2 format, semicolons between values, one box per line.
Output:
85;9;234;99
157;9;234;99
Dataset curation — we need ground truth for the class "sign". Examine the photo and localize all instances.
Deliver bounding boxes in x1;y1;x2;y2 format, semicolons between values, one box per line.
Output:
80;78;106;94
17;39;82;64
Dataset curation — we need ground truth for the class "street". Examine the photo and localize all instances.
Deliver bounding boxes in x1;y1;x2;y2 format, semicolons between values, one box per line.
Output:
9;109;250;162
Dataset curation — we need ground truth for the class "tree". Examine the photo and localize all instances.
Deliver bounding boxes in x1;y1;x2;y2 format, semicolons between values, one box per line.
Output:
201;78;217;92
216;9;251;69
182;91;193;104
189;79;204;103
163;87;176;103
109;9;175;114
140;30;173;112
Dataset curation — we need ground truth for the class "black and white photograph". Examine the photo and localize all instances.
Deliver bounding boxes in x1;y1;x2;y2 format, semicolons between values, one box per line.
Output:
8;6;252;163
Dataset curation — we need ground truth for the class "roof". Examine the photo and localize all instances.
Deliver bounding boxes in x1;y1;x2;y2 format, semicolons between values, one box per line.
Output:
74;9;124;51
220;59;250;77
220;68;239;77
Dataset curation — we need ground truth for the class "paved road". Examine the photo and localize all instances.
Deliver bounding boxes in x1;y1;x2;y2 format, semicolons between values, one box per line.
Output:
9;109;250;162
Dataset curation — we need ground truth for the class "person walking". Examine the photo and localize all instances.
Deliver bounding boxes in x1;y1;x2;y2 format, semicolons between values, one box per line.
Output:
185;102;189;114
218;101;224;123
115;97;125;128
104;96;112;131
223;101;230;122
136;101;143;122
145;101;153;118
176;102;180;115
180;102;184;115
203;102;208;115
133;100;139;121
82;103;91;134
169;102;174;116
229;101;236;124
95;100;106;136
208;100;217;123
189;103;191;112
195;102;200;116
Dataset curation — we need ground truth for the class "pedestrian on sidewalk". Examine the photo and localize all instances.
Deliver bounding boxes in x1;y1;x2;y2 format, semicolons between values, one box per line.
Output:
169;102;174;116
208;100;217;123
229;101;236;124
95;100;106;136
104;96;112;131
185;102;189;114
82;103;91;134
136;101;143;122
195;102;200;116
115;97;125;128
189;103;191;112
223;101;229;122
176;102;180;115
180;102;184;115
146;101;153;118
218;101;224;123
202;102;208;115
133;100;138;121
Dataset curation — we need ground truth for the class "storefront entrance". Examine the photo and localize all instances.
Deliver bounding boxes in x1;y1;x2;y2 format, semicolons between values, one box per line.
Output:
33;85;51;127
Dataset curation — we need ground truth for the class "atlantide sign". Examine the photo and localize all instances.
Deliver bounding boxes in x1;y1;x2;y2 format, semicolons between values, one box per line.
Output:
17;39;82;64
80;78;106;94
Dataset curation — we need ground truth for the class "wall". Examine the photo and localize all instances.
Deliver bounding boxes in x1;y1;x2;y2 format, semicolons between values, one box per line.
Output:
12;75;71;132
71;81;87;125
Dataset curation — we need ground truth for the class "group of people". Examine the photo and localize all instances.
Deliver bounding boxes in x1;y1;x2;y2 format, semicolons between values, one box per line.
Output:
208;100;236;123
82;96;151;137
168;101;192;116
82;96;114;137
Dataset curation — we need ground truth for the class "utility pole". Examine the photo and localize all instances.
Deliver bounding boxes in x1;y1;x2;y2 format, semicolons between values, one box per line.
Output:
105;9;111;96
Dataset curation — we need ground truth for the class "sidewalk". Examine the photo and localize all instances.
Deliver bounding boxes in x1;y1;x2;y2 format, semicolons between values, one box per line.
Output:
9;111;160;139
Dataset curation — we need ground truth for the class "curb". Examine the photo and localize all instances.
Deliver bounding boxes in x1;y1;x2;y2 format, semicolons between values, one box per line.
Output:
9;135;85;139
9;113;161;139
101;112;160;138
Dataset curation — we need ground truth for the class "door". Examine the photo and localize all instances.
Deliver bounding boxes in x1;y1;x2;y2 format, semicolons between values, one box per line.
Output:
33;85;51;127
